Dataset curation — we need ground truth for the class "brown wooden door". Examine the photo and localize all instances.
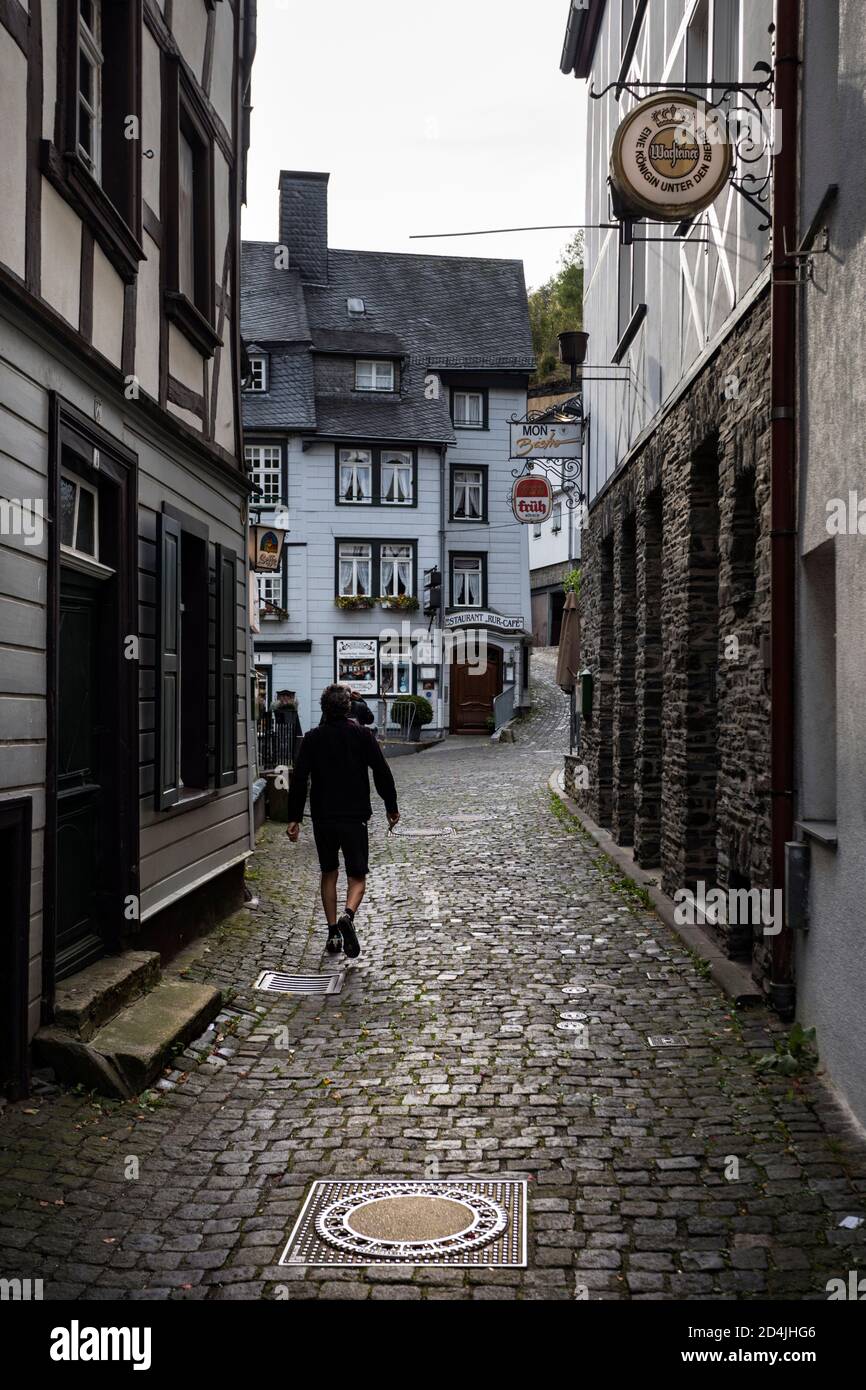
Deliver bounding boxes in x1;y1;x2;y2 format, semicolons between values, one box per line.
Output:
450;646;502;732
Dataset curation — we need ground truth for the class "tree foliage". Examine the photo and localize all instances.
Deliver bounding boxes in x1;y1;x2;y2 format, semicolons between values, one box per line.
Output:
528;233;585;383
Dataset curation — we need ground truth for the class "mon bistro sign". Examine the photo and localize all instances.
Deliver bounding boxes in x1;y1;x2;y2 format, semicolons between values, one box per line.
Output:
610;93;733;221
510;419;581;459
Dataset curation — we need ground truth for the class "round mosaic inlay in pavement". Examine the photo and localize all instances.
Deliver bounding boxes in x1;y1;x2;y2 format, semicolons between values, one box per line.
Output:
314;1182;509;1260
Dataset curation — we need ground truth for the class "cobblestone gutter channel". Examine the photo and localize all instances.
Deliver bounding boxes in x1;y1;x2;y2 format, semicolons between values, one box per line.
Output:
0;654;864;1300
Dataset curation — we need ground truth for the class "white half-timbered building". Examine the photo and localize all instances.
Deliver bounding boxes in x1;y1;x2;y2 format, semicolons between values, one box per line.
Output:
561;1;786;996
0;0;256;1096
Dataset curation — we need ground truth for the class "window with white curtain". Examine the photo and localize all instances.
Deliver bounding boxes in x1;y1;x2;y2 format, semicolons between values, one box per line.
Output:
453;556;483;607
380;544;412;598
355;359;395;392
245;445;283;506
381;451;413;505
339;449;373;504
453;468;483;520
452;391;484;428
339;543;373;597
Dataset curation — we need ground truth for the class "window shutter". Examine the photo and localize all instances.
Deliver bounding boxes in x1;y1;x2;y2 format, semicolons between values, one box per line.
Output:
156;513;182;810
215;544;238;787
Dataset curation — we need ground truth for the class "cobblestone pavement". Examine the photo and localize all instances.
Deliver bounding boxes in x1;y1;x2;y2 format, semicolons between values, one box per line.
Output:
2;651;866;1301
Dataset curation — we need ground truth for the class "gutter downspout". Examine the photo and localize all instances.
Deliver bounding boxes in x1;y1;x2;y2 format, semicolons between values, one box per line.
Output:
769;0;799;1019
439;443;448;734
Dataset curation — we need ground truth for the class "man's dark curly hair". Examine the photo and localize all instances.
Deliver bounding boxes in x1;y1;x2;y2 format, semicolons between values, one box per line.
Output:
320;683;352;720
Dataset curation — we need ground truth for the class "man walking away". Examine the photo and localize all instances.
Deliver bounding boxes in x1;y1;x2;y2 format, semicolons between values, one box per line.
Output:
319;687;375;728
286;684;399;958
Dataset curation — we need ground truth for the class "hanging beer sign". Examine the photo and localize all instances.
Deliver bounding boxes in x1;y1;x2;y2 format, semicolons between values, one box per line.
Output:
512;473;553;524
610;92;733;221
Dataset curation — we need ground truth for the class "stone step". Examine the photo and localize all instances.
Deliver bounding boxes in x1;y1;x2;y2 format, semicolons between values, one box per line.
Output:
52;951;163;1041
35;979;222;1098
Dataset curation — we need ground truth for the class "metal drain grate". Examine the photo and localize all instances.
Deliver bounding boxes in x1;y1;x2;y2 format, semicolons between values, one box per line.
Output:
647;1034;689;1048
280;1179;526;1267
254;971;343;996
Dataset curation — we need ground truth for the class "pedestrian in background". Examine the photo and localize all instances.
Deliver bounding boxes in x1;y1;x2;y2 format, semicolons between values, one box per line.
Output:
287;684;399;958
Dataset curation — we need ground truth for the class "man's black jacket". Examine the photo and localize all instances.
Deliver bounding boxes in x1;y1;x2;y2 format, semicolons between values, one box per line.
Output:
287;717;398;823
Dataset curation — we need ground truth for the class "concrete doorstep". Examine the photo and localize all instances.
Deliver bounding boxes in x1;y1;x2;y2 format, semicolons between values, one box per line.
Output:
548;770;763;1009
34;952;222;1098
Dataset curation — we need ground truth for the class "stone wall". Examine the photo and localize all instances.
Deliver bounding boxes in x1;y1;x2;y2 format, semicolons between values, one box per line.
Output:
575;288;773;980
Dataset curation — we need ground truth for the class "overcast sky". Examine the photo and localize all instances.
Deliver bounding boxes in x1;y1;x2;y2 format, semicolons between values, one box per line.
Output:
242;0;588;291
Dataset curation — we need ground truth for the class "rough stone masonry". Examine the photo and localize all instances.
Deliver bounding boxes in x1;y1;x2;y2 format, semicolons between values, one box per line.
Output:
572;288;774;980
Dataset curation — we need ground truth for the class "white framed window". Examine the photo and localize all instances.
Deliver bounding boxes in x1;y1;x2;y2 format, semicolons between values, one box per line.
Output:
552;502;563;534
246;356;268;392
59;471;99;562
382;655;412;697
453;556;483;607
453;468;483;520
347;297;366;317
339;449;373;504
452;391;484;428
245;445;283;507
77;0;103;182
381;451;413;506
380;544;413;598
355;359;395;392
257;571;283;614
339;543;373;597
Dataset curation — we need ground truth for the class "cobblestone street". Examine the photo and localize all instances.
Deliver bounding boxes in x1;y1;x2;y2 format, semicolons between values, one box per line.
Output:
1;653;865;1302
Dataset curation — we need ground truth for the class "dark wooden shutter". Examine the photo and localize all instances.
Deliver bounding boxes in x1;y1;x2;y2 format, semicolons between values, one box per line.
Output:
156;513;182;810
215;544;238;788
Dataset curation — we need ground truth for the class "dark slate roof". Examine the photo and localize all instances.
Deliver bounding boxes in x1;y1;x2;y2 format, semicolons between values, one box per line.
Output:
241;244;311;342
243;347;317;431
241;241;533;441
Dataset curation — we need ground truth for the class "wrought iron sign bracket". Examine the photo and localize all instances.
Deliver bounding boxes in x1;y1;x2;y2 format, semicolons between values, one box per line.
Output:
508;405;587;512
592;62;777;232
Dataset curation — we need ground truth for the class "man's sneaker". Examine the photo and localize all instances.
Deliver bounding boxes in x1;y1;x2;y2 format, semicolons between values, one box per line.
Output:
325;927;343;955
337;910;360;959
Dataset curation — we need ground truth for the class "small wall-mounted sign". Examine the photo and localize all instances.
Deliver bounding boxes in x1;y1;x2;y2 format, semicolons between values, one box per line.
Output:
610;92;733;221
336;638;378;695
444;611;525;634
511;473;554;523
510;420;581;460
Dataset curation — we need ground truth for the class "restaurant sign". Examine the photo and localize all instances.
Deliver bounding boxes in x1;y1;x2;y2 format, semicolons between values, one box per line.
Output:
335;638;378;696
444;611;525;634
610;92;733;221
510;419;582;460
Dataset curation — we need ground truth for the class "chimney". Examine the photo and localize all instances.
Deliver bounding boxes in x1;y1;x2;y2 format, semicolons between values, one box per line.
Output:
278;170;329;282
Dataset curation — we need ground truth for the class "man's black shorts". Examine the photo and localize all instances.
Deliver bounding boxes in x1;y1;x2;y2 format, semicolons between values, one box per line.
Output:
312;819;369;877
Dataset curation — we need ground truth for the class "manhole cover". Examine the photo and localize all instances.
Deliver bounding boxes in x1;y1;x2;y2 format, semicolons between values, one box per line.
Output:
562;986;587;995
647;1034;688;1048
280;1180;526;1266
254;971;343;996
557;1020;588;1032
560;1012;587;1021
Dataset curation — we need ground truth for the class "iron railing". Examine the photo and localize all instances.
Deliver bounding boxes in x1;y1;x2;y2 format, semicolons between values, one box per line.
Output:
256;717;300;772
493;684;516;732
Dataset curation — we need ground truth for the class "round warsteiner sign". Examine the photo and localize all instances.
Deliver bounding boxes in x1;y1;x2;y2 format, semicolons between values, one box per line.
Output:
512;473;553;524
610;92;733;221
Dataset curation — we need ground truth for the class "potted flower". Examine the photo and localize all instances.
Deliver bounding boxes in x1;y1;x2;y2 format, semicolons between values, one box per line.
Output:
334;595;375;610
378;594;420;612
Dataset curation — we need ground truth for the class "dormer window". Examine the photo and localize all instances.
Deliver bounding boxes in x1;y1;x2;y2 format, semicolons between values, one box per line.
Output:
355;359;395;393
347;297;366;317
246;355;268;393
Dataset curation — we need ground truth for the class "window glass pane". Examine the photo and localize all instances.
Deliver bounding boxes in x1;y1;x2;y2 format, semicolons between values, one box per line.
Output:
178;130;196;301
374;362;394;390
356;361;374;389
60;477;77;548
76;486;96;556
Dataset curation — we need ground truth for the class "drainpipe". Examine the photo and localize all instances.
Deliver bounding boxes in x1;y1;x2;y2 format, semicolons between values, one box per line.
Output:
769;0;799;1019
439;443;448;733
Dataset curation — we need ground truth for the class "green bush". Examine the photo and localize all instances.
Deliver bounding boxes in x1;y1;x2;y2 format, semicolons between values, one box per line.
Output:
391;695;434;728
